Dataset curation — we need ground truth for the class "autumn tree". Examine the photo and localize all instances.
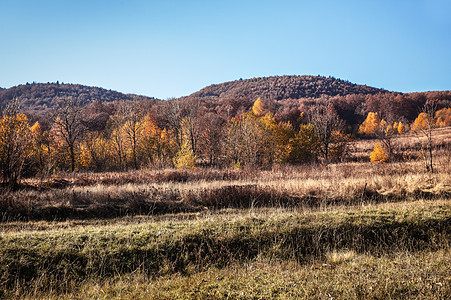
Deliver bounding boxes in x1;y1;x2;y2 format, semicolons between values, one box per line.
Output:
411;101;437;172
370;142;388;163
79;131;111;171
288;124;320;163
198;112;224;166
119;101;145;169
30;121;52;177
251;97;266;117
139;114;176;168
222;113;262;168
158;99;183;148
0;100;33;186
434;107;451;127
259;112;295;164
397;122;405;134
108;113;128;170
309;103;345;163
173;141;196;169
51;98;85;172
223;99;298;168
358;112;381;135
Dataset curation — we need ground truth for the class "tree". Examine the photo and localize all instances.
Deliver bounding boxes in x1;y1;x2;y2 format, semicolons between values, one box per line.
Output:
411;101;437;172
119;101;145;170
173;141;196;169
222;113;263;168
198;112;224;166
434;107;451;127
397;122;405;134
259;112;295;164
80;131;111;171
51;98;85;172
358;112;381;135
370;142;388;163
0;100;33;186
251;97;266;117
309;103;345;163
30;121;52;177
288;124;320;163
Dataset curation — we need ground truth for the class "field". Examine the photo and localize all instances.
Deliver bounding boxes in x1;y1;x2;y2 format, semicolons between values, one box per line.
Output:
0;129;450;299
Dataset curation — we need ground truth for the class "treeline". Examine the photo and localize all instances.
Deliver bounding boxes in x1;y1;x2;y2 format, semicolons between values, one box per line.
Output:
0;97;350;186
3;77;451;130
183;90;451;129
1;94;450;187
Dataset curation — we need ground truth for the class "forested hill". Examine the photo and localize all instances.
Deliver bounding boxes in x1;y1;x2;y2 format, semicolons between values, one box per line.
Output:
0;82;158;114
188;75;388;100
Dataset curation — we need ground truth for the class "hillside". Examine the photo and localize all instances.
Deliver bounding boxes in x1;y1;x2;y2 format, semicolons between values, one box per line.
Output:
173;76;450;125
189;75;388;100
1;77;449;128
0;82;158;114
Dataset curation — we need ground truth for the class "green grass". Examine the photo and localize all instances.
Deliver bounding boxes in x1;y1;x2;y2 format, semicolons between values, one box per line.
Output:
1;199;450;299
56;249;450;300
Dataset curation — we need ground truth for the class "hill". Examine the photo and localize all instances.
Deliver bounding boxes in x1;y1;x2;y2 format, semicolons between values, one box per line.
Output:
188;75;388;101
0;82;158;114
2;77;449;128
174;76;450;126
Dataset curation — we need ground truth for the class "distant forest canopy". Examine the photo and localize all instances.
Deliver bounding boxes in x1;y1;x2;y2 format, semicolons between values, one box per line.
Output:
1;76;450;131
189;75;387;99
0;82;158;115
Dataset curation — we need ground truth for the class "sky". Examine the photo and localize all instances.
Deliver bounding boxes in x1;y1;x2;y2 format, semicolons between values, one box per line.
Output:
0;0;450;99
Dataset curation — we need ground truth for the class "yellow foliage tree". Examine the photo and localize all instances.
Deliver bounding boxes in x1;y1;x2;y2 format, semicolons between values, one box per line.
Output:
80;131;111;171
251;98;265;117
370;142;388;163
173;141;196;169
289;124;320;163
411;112;433;132
29;121;51;175
0;114;33;185
397;122;405;134
358;112;380;135
259;112;295;164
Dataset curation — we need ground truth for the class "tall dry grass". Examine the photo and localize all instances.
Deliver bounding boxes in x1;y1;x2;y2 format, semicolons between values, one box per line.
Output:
1;150;449;221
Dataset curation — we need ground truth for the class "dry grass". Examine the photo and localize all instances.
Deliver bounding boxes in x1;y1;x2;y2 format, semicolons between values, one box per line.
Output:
1;154;449;221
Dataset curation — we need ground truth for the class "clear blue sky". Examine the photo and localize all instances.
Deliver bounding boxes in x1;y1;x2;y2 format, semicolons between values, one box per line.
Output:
1;0;450;99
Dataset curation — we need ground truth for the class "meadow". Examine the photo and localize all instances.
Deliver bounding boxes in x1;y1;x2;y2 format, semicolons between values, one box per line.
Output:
0;129;450;299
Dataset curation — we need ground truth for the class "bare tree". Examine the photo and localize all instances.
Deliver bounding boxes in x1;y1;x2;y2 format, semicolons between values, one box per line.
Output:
199;112;224;166
52;98;85;172
309;103;345;164
160;99;183;148
109;113;127;170
413;100;437;172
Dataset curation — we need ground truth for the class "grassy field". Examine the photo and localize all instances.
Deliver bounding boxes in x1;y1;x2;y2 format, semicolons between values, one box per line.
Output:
1;199;450;299
0;129;450;299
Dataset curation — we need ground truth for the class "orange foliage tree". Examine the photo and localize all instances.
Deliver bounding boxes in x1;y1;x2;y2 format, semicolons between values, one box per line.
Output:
435;107;451;127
